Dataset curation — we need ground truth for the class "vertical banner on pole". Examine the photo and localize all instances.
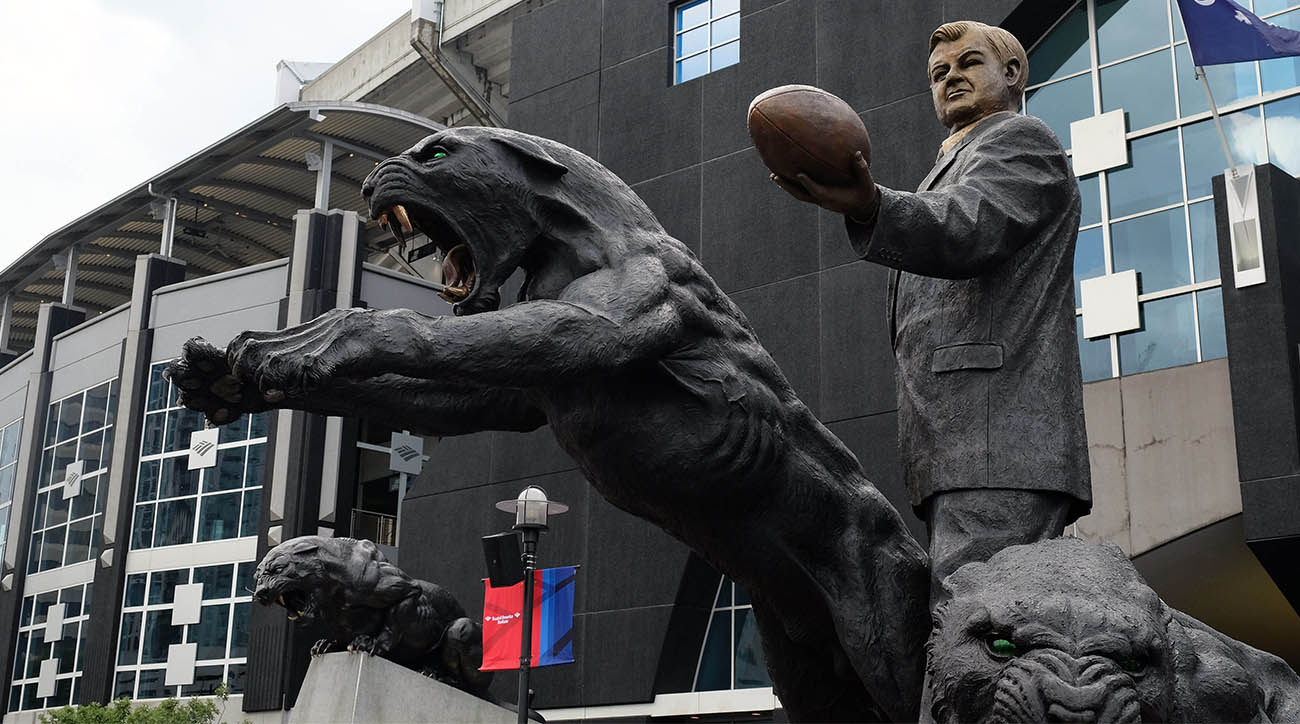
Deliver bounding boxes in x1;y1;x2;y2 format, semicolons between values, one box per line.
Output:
480;567;576;671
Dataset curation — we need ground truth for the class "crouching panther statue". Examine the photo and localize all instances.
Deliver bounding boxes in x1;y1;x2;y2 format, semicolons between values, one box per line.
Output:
253;535;493;700
929;538;1300;723
168;126;930;722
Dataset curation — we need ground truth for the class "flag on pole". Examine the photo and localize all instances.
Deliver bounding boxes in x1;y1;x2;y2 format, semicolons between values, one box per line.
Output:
480;566;577;671
1176;0;1300;66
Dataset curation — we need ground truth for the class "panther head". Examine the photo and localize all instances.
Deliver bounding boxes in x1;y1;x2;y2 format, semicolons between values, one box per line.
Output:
361;127;665;316
929;538;1176;724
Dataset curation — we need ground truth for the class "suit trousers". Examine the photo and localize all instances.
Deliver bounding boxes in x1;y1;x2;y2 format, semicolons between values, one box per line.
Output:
923;488;1075;609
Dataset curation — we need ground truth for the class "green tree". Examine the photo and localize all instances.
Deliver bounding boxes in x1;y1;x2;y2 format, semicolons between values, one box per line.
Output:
38;683;248;724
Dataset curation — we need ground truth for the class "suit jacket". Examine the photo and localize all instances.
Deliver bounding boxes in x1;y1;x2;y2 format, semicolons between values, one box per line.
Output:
845;111;1091;517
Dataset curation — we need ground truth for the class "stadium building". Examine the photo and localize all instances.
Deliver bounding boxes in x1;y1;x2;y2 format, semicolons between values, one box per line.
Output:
0;0;1297;721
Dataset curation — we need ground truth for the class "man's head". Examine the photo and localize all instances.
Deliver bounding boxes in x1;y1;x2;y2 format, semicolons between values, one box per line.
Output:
928;21;1028;132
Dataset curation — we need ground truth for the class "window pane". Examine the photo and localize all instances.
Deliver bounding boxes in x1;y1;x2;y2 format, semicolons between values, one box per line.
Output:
146;365;168;411
1111;207;1190;294
227;664;246;694
70;474;96;522
240;489;262;538
206;448;245;493
142;610;182;665
148;569;188;605
64;516;92;566
130;504;154;550
694;610;730;691
1187;200;1221;282
135;668;174;699
83;383;111;433
1119;293;1198;374
1260;11;1300;92
0;466;15;505
1107;129;1182;218
137;460;160;503
11;631;26;679
237;563;255;599
1096;0;1169;64
1265;95;1300;176
1175;44;1258;118
141;412;165;457
1029;2;1091;86
78;430;104;474
159;456;199;499
230;603;251;658
1;422;20;466
733;608;770;688
194;564;233;600
46;484;69;529
40;526;65;572
154;499;196;547
183;665;225;697
189;605;231;660
1074;227;1106;305
1171;0;1186;42
1100;49;1176;131
1026;74;1094;147
712;40;740;71
125;573;146;607
52;441;77;488
44;402;59;446
1198;287;1227;360
198;492;241;542
245;446;266;488
164;409;205;454
711;13;739;44
250;412;270;439
712;0;738;17
57;396;82;443
1078;317;1114;382
218;415;250;444
1183;108;1264;200
677;26;708;58
678;0;709;30
677;53;708;84
113;671;135;700
1078;174;1102;227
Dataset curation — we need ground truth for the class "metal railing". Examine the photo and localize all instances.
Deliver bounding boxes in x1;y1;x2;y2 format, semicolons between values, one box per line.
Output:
351;509;397;546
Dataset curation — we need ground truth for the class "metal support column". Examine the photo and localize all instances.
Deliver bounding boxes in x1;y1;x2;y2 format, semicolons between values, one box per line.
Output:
60;245;78;306
160;197;178;257
0;295;13;352
314;140;333;209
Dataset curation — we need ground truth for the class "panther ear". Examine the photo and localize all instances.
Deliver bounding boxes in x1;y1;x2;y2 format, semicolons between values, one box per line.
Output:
491;136;569;178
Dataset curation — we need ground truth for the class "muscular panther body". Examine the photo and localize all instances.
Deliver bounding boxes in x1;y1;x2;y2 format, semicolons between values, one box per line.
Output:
929;538;1300;723
253;535;492;699
169;127;931;722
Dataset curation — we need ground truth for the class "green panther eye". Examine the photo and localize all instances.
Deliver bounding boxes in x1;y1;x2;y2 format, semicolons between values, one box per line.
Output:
433;152;447;159
1120;656;1147;674
987;638;1018;657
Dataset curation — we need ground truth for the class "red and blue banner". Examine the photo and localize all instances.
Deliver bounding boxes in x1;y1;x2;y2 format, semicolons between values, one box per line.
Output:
480;566;576;671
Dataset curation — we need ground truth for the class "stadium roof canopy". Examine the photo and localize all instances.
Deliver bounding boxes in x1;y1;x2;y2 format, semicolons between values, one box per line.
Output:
0;100;442;350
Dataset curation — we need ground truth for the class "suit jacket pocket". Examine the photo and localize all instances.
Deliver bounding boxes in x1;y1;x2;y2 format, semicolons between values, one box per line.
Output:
931;342;1004;373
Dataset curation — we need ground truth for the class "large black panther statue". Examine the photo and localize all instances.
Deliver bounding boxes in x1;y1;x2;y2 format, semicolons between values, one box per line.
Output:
929;537;1300;723
168;126;931;722
253;535;493;700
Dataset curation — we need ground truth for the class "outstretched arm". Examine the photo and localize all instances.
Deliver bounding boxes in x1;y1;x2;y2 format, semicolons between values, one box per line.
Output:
228;255;685;398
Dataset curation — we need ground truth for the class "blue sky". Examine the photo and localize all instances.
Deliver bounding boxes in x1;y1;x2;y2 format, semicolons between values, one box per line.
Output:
0;0;411;270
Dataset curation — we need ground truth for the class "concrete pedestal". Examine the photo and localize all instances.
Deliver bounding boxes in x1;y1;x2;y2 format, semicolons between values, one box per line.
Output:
288;652;515;724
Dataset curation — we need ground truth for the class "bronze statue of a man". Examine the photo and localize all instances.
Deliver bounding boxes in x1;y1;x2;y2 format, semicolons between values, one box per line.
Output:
773;21;1091;604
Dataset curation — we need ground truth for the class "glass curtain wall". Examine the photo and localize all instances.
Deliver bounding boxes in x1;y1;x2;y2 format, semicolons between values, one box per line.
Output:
693;577;771;691
1025;0;1300;381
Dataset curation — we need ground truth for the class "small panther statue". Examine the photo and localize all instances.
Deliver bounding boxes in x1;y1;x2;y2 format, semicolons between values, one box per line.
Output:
168;126;930;722
929;537;1300;724
253;535;493;700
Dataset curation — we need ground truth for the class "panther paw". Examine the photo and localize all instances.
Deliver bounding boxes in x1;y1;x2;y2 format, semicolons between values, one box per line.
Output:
311;639;336;657
163;337;270;426
347;634;383;656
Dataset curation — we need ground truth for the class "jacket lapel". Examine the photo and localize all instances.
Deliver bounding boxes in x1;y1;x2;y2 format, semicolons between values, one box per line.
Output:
916;111;1018;191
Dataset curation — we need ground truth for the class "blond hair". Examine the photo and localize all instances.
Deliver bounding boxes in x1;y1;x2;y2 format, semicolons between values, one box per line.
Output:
929;21;1029;100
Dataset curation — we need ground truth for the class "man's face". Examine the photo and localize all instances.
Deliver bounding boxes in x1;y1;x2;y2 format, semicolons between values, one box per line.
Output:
928;33;1018;131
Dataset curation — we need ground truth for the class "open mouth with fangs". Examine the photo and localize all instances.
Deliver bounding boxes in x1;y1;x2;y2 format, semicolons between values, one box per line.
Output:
268;588;314;622
375;203;477;304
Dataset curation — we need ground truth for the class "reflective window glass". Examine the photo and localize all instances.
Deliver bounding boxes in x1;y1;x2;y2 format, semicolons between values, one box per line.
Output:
713;41;740;72
1029;1;1091;85
678;0;708;30
1119;293;1198;374
189;605;230;660
696;610;730;690
1187;200;1221;282
677;53;708;84
1198;288;1228;360
1171;0;1186;42
1096;0;1169;64
1264;95;1300;176
712;13;739;44
1078;174;1102;227
678;26;707;57
1107;129;1182;218
712;0;738;16
154;499;196;547
1255;0;1299;14
1074;227;1106;305
1182;108;1265;200
1027;74;1095;147
1111;207;1191;294
733;608;770;688
198;493;241;542
1100;49;1176;131
1175;45;1259;117
1261;11;1300;92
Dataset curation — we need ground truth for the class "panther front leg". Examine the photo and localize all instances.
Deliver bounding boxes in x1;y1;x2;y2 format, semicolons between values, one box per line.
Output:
311;639;338;657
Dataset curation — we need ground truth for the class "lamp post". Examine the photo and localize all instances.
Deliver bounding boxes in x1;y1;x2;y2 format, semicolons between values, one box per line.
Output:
495;486;567;724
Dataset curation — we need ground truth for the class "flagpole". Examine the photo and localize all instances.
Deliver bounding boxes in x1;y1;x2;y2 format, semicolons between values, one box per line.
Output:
1195;65;1239;173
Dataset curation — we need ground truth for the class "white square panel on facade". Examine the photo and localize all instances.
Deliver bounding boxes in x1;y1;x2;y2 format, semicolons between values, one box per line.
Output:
1081;269;1141;339
188;427;219;470
36;658;58;698
61;460;84;500
389;431;425;475
164;642;197;686
43;602;65;643
172;583;204;626
1070;109;1128;177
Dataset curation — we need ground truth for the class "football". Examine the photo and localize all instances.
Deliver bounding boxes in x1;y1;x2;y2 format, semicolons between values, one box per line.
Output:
747;84;871;187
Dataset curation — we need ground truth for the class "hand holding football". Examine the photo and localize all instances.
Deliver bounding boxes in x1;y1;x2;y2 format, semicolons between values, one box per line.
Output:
747;85;872;187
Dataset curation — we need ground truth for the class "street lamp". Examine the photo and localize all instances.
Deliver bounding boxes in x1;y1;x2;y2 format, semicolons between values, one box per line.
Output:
495;486;567;724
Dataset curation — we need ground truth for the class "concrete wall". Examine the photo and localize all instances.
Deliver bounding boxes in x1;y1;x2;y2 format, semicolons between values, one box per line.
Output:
444;0;525;41
1075;358;1242;556
300;15;415;104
